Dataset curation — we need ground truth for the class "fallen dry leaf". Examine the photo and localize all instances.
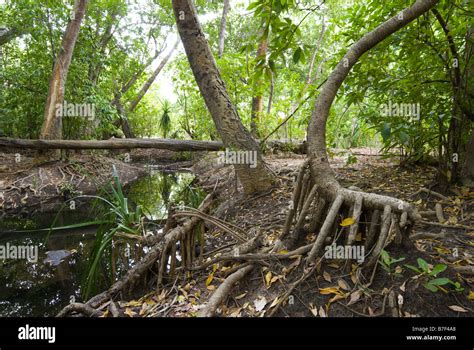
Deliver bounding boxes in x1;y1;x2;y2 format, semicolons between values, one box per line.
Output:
337;279;350;291
347;290;362;306
340;217;355;227
448;305;468;313
254;296;268;312
323;270;332;282
124;308;137;317
319;287;344;296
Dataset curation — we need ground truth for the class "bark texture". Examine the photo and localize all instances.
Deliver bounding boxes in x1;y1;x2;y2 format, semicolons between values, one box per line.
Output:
307;0;439;217
217;0;230;58
40;0;89;142
0;137;223;151
172;0;273;194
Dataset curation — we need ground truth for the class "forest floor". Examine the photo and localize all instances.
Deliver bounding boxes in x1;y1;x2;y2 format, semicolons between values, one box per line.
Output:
1;147;473;317
95;148;474;318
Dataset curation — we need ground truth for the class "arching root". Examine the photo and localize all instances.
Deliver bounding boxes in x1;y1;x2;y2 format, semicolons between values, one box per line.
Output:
275;164;421;268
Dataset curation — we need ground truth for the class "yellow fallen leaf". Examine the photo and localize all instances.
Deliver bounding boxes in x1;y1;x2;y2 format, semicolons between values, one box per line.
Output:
265;271;272;287
340;217;355;227
235;292;247;300
206;272;214;286
270;276;280;284
278;250;289;254
435;247;451;255
124;300;141;307
468;291;474;301
319;287;343;296
269;297;280;308
124;308;137;317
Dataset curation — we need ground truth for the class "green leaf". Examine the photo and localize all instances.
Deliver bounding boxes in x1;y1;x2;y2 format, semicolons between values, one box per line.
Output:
429;278;450;286
391;257;405;264
247;1;261;11
405;264;421;274
381;122;391;142
423;282;439;292
293;47;302;64
417;258;429;272
399;131;409;145
380;250;390;265
429;264;447;277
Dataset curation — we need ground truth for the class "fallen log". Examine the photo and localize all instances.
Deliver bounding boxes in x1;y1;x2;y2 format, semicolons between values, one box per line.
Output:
0;137;224;151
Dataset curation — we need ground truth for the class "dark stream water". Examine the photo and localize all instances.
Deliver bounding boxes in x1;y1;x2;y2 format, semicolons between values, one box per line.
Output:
0;171;204;317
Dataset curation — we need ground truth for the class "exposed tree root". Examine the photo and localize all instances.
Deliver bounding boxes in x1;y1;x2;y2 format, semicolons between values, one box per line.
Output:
57;303;103;318
57;192;216;316
412;187;449;201
274;164;420;270
198;264;255;317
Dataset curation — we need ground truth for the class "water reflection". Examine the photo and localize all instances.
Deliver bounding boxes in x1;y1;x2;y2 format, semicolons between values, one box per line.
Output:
0;171;204;317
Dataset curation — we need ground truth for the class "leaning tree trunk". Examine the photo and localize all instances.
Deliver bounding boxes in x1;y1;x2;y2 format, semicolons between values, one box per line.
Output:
128;40;179;113
250;35;268;138
172;0;273;194
217;0;230;58
276;0;438;266
114;40;178;139
461;27;474;186
40;0;88;149
462;128;474;186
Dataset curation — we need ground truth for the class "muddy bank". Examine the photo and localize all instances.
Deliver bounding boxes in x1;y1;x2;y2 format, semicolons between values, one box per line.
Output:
0;148;207;217
0;152;146;217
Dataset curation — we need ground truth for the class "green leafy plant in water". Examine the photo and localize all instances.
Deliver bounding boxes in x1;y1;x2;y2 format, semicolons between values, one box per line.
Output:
47;165;145;300
405;258;463;293
82;165;144;299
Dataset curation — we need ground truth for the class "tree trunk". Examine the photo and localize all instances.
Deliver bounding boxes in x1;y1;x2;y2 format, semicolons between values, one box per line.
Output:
40;0;88;146
128;39;179;113
0;137;223;151
432;9;466;186
267;71;274;115
462;128;474;186
250;36;268;138
88;11;118;86
113;98;135;138
109;47;164;139
461;27;474;186
217;0;230;58
307;0;439;202
172;0;273;194
295;0;438;264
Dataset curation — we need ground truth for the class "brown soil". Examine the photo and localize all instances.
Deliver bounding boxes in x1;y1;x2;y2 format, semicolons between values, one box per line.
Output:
111;149;473;318
0;151;146;216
